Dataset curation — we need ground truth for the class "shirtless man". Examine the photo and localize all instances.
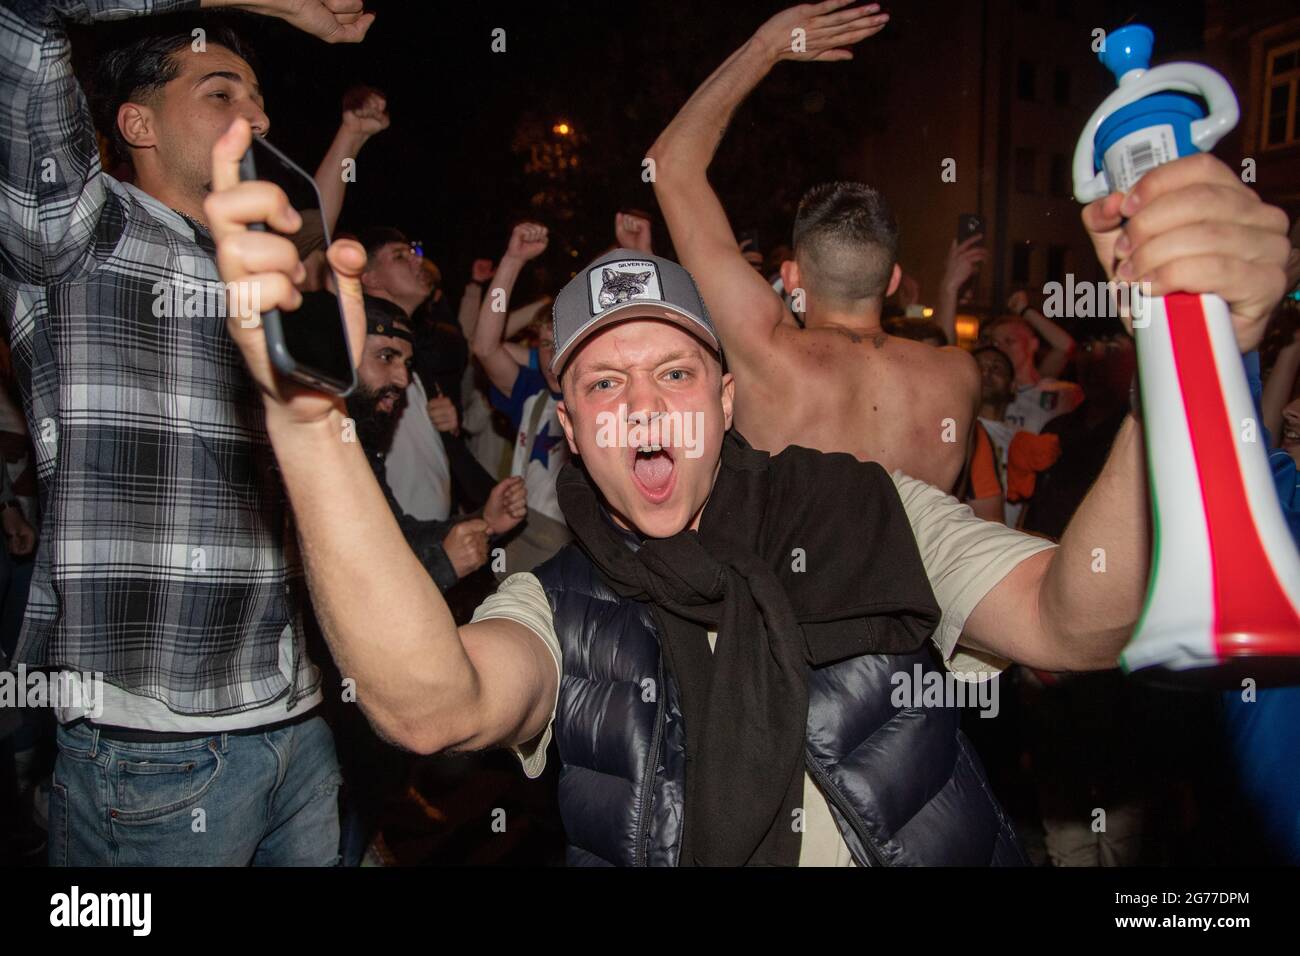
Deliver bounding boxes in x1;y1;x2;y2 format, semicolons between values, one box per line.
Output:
647;1;980;491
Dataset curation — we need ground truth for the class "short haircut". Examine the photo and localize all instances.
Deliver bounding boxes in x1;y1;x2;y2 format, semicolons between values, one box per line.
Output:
791;182;899;304
357;227;409;266
980;314;1034;340
90;14;260;169
972;344;1014;380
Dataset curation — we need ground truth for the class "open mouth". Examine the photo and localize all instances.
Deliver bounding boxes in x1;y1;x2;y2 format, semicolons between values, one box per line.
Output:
377;392;398;414
1283;425;1300;447
629;442;676;504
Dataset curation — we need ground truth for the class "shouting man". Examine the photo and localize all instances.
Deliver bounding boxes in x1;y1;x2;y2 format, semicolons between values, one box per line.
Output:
208;104;1288;865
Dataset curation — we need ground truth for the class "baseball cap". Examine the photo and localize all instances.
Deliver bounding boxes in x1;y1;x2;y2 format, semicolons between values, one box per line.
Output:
550;249;721;376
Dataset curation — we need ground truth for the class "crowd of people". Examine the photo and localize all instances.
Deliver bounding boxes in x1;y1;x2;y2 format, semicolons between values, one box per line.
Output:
1;0;1298;868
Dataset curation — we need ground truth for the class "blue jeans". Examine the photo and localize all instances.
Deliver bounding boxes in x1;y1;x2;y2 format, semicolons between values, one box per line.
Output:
49;714;341;866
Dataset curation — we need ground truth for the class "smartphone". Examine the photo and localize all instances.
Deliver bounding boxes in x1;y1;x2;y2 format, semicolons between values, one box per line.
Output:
957;213;985;244
238;136;356;396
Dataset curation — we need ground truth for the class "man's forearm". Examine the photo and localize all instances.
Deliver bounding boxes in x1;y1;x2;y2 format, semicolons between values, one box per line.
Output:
649;37;774;181
266;407;480;750
458;282;483;339
472;256;523;355
1038;415;1149;666
1023;307;1075;353
314;126;367;234
935;286;959;345
1;0;198;283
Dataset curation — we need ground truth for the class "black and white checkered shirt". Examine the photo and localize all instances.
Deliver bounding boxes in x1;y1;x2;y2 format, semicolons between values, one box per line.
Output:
0;0;319;718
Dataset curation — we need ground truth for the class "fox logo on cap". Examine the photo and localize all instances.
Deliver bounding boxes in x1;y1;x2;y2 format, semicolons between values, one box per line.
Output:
597;268;653;308
589;260;664;314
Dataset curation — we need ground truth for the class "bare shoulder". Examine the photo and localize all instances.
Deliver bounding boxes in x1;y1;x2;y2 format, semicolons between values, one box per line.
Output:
932;344;980;384
936;343;978;369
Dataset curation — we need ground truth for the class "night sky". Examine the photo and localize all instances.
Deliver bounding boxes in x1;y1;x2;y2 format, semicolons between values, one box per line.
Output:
81;0;1205;300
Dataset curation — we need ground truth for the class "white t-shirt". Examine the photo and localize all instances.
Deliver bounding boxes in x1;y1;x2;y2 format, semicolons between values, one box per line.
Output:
489;365;568;524
470;470;1056;865
56;623;322;731
385;373;452;522
1003;379;1083;434
978;416;1024;529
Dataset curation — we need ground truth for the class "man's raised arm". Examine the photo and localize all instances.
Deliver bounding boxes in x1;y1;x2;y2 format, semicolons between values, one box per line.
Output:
205;118;555;757
0;0;182;285
0;0;371;290
314;85;389;235
646;2;889;363
471;222;549;395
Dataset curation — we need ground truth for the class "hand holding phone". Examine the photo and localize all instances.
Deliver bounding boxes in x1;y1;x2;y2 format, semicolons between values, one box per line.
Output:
236;133;357;396
206;118;365;424
957;213;985;244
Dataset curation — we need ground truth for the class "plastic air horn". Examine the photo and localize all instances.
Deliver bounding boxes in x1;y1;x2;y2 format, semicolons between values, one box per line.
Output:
1073;25;1300;685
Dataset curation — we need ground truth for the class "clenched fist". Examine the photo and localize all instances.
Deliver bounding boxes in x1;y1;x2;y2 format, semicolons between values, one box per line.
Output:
506;223;549;262
341;85;390;138
615;212;652;253
427;393;459;433
483;476;527;536
443;519;490;578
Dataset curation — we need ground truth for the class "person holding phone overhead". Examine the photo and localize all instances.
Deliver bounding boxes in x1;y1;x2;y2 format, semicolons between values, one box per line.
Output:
647;1;981;493
0;0;373;866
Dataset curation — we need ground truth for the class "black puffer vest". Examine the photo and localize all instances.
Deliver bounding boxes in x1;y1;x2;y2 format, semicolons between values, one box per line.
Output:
533;544;1027;866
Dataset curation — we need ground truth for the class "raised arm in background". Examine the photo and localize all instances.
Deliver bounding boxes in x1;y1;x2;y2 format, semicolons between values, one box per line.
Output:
1008;289;1076;380
934;235;987;345
470;223;549;396
0;0;371;288
314;85;389;234
646;1;889;372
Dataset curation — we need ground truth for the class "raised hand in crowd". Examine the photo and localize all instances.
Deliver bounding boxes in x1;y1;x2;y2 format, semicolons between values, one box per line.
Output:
442;518;491;579
482;476;527;536
427;386;460;434
935;234;987;343
472;223;550;396
507;222;550;261
211;0;376;43
615;211;653;253
341;85;391;138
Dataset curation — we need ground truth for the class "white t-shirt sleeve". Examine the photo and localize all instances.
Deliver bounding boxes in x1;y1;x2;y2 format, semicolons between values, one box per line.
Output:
469;572;561;779
890;471;1057;679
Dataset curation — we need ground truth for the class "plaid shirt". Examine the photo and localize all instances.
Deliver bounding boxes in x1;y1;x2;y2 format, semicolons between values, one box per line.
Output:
0;0;319;717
